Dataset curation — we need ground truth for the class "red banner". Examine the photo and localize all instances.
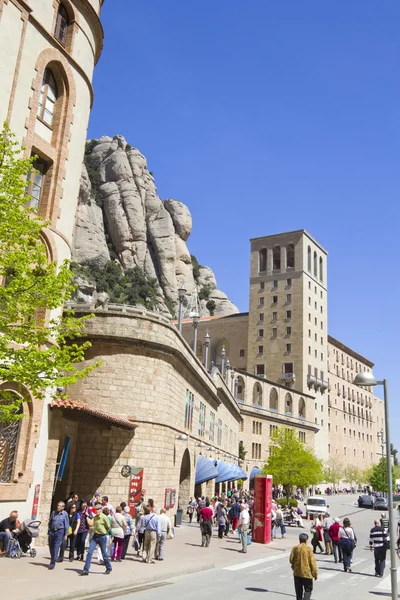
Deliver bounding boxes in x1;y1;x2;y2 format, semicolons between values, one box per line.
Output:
31;484;40;520
128;468;144;516
253;474;272;544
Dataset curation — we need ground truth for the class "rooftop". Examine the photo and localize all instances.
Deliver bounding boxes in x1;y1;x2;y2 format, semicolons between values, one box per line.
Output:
250;229;328;255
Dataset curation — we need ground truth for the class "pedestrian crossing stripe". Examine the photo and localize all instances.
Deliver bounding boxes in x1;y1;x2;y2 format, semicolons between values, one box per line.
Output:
223;553;287;571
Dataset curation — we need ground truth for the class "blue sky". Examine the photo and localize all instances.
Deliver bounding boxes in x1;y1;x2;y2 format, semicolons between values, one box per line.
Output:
88;1;400;447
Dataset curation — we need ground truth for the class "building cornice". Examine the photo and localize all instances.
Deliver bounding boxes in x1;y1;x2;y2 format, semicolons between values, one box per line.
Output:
239;404;319;433
328;335;374;368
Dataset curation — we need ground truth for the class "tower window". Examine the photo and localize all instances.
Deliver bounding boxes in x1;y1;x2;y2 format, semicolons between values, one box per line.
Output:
54;4;68;46
307;246;311;272
273;246;281;271
287;244;295;269
313;251;317;277
37;69;58;126
259;248;267;272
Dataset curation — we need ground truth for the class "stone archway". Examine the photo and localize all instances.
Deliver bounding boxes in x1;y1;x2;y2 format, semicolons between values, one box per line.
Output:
179;448;191;505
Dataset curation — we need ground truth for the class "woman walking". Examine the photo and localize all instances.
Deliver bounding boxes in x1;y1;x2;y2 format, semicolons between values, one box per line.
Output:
310;516;323;554
110;506;126;562
59;502;80;562
199;499;213;547
216;503;227;539
339;517;356;572
75;500;93;561
121;506;133;559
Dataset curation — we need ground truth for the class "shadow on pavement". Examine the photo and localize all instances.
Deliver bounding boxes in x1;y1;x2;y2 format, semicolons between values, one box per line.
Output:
245;588;295;597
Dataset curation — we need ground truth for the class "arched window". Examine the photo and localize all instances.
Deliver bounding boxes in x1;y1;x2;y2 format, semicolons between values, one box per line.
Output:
236;376;245;401
299;397;306;419
259;248;267;272
319;257;323;282
269;388;278;412
0;398;23;483
287;244;295;269
273;246;281;271
253;383;263;406
54;4;69;45
37;69;58;126
313;251;317;277
307;246;311;271
25;158;48;210
285;392;293;415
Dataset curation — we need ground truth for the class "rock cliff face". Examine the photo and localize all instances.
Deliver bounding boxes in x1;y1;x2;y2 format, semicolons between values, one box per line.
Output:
71;135;239;317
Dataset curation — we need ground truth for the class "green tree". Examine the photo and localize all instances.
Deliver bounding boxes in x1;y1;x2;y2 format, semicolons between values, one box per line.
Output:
323;457;344;487
206;299;216;316
263;428;324;497
239;440;247;461
369;458;396;494
0;123;96;422
343;466;363;486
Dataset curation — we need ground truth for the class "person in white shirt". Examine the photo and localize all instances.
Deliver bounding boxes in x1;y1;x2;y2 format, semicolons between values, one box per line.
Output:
156;509;172;561
238;504;250;554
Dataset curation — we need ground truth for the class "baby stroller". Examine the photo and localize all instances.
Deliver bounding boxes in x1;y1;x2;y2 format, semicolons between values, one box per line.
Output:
8;519;41;558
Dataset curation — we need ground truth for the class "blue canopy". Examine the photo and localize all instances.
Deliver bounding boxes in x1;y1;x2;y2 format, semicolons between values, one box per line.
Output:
250;466;262;480
215;460;248;484
195;455;219;485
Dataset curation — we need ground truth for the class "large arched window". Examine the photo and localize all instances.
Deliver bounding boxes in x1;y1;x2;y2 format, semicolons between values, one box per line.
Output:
269;388;278;412
0;398;23;483
273;246;281;271
253;383;263;406
287;244;295;269
37;69;58;126
285;393;293;415
25;158;48;210
299;397;306;419
319;257;323;282
54;4;69;45
313;251;317;277
259;248;267;272
236;376;245;401
307;246;311;272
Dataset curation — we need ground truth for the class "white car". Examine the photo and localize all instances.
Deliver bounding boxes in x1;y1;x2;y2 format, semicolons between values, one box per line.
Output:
304;497;329;518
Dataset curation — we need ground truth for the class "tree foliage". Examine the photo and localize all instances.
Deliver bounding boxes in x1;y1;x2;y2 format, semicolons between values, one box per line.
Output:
239;440;247;461
369;458;396;494
343;466;363;486
71;261;162;310
323;457;344;487
263;428;324;497
0;123;96;422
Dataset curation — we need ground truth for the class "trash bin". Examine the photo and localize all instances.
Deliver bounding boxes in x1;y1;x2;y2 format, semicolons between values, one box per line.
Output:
175;508;183;527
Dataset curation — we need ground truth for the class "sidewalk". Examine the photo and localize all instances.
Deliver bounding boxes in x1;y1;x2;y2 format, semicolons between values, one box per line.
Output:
2;522;300;600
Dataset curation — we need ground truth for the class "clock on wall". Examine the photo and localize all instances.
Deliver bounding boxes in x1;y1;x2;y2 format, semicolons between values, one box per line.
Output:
121;465;131;478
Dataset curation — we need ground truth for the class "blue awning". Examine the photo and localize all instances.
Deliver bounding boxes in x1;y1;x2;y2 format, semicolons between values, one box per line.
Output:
215;460;248;484
195;455;219;485
250;466;262;480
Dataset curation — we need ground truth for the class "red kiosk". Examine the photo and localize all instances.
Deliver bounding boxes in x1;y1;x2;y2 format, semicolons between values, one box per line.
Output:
252;473;273;544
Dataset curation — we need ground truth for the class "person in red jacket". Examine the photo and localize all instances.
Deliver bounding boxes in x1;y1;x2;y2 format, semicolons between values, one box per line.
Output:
329;518;342;563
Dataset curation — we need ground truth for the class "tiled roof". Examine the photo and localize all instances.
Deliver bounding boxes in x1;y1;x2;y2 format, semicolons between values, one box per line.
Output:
51;398;136;431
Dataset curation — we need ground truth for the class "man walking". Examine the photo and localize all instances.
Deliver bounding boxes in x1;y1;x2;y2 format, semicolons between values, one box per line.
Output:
80;503;112;575
370;519;389;578
238;503;250;554
142;507;161;563
156;508;171;561
290;533;318;600
274;507;286;539
230;499;241;533
48;502;69;570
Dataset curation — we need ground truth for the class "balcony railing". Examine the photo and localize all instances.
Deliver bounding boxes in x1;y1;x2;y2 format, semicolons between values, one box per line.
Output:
280;372;296;381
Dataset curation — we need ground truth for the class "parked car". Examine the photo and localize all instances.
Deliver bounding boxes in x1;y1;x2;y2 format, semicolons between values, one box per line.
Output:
304;497;329;518
373;497;389;510
358;494;374;508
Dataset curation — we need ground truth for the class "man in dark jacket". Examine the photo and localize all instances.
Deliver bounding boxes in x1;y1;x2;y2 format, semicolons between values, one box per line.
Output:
370;519;389;577
48;501;69;570
230;500;241;532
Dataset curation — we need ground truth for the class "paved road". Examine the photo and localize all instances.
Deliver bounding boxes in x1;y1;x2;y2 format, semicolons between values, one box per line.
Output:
115;495;399;599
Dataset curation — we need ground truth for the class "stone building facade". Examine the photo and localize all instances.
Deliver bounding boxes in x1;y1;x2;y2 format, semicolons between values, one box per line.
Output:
182;229;385;478
0;0;104;514
38;305;242;530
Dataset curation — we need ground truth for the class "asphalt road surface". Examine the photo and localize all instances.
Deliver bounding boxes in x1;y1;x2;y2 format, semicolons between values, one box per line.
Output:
115;495;399;599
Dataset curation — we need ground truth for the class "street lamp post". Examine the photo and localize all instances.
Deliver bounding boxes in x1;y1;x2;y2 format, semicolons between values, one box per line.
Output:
353;373;397;600
192;313;200;353
177;285;187;334
204;331;210;370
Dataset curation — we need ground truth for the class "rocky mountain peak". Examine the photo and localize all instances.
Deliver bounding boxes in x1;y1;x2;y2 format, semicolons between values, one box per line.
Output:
71;135;239;318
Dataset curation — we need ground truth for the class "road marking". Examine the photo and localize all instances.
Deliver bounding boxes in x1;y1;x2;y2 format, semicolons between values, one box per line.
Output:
223;553;287;571
251;565;280;574
375;568;400;590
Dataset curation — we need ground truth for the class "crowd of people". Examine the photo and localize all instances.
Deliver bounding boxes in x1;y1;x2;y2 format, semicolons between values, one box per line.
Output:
39;491;172;573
